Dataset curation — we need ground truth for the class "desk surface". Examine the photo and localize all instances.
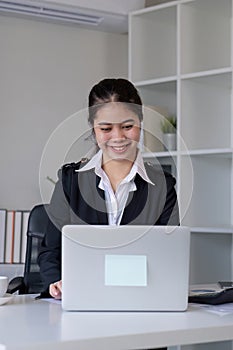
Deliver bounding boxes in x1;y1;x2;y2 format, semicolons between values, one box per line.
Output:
1;295;233;350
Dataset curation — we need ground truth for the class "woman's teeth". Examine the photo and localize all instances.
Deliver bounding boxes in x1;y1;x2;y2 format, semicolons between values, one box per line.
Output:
112;145;126;151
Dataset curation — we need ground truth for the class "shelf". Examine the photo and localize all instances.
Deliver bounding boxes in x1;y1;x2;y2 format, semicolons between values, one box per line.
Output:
180;156;232;228
189;232;232;284
180;0;231;74
181;67;232;80
191;227;233;234
129;4;177;82
143;149;233;158
130;0;233;293
130;1;179;15
180;148;233;157
180;72;232;150
134;76;177;87
138;80;177;117
143;152;178;177
135;69;232;85
143;151;178;158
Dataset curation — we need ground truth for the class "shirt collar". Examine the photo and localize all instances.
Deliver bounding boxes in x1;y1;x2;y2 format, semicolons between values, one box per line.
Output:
133;151;154;185
76;149;154;186
76;149;103;173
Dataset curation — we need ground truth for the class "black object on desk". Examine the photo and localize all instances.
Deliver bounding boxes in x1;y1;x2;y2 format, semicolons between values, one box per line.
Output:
189;287;233;305
218;281;233;289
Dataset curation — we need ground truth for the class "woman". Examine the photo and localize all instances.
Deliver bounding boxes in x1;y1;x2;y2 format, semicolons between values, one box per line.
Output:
38;78;179;299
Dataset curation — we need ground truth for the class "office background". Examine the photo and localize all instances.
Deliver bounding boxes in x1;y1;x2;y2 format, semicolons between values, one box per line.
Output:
0;12;128;210
1;2;233;349
1;0;232;281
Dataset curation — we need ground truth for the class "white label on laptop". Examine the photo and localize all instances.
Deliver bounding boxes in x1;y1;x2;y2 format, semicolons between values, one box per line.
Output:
105;255;147;286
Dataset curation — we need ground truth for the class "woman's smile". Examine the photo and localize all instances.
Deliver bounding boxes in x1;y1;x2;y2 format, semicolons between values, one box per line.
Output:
108;142;131;153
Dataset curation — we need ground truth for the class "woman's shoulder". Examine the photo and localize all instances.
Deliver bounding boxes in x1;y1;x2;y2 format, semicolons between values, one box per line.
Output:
59;158;91;195
144;162;176;186
61;158;90;174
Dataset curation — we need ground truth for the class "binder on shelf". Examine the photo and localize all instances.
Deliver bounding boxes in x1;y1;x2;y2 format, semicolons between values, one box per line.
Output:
13;211;22;264
20;211;30;264
0;209;7;263
5;211;15;264
0;209;31;265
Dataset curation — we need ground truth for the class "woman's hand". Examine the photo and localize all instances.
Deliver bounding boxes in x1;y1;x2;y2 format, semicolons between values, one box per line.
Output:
49;280;62;299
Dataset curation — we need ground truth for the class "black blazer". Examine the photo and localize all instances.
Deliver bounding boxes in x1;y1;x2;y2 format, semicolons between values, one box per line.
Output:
38;160;179;292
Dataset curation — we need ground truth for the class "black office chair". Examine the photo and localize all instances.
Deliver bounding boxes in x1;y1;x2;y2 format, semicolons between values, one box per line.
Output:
7;204;49;294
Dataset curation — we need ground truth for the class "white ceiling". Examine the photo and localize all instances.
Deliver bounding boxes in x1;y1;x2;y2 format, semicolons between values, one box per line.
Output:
0;0;146;33
44;0;146;15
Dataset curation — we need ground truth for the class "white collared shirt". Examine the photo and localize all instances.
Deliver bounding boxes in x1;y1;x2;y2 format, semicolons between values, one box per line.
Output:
76;149;154;225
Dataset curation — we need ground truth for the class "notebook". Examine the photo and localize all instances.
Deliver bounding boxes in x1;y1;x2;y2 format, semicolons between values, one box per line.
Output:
62;225;190;312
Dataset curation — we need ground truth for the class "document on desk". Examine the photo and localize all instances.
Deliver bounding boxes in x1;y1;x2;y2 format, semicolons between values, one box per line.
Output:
42;298;61;305
32;295;61;305
190;302;233;316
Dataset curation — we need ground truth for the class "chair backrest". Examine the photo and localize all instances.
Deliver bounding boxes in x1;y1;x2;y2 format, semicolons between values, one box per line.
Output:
23;204;49;294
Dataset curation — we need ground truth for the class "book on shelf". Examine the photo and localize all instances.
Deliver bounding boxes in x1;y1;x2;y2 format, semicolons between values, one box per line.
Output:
5;211;15;264
1;209;30;264
13;211;22;264
20;211;30;264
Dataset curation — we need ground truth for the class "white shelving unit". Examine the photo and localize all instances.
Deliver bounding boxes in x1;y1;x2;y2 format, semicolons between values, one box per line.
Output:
129;0;233;346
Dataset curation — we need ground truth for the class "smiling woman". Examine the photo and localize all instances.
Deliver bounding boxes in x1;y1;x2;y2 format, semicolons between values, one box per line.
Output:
93;103;141;182
38;78;180;300
88;78;143;190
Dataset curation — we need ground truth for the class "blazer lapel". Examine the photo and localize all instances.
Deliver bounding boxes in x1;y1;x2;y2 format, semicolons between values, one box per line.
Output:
72;171;108;225
121;174;148;224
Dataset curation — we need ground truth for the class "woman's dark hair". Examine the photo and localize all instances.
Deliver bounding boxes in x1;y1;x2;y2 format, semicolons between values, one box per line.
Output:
88;78;143;126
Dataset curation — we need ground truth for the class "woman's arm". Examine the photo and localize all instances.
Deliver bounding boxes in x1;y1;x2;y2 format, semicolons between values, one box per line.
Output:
157;173;180;226
38;168;71;294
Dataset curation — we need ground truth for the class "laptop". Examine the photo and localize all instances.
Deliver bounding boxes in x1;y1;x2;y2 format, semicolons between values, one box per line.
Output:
62;225;190;312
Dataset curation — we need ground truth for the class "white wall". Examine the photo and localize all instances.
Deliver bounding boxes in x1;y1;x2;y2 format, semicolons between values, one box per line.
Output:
0;15;128;210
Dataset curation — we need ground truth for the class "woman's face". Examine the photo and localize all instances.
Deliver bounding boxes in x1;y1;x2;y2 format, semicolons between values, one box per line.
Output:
93;102;141;163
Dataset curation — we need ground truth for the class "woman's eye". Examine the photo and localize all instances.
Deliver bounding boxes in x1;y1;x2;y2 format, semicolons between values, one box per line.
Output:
100;127;112;132
123;124;133;130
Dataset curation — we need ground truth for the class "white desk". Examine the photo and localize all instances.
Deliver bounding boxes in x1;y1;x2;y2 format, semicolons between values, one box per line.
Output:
0;295;233;350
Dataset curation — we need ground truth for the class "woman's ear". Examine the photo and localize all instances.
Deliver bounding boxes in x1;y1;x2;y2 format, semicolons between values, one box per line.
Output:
91;128;98;145
138;122;144;151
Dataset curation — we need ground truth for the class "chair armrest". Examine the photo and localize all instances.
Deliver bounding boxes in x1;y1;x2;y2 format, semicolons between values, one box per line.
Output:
7;276;25;294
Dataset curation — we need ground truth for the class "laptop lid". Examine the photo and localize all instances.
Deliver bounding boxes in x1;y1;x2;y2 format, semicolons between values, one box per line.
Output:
62;225;190;312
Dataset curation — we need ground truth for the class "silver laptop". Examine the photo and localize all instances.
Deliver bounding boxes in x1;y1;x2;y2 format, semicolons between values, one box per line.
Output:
62;225;190;312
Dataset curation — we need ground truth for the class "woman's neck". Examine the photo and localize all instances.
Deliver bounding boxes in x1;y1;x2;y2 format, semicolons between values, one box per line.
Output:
102;158;134;193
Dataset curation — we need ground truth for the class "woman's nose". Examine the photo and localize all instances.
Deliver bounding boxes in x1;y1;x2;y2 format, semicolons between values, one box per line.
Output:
111;125;125;139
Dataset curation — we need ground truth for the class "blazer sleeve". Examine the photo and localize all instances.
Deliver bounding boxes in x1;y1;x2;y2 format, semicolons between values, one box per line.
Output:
157;172;180;225
38;167;71;293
